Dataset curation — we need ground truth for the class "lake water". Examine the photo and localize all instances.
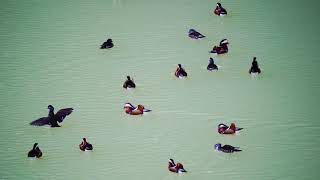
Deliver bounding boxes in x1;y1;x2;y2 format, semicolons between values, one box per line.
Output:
0;0;319;179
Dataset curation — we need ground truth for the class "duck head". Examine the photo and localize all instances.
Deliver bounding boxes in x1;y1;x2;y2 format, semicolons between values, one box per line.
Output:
107;39;113;43
47;105;54;110
217;3;222;8
209;57;214;64
168;159;175;166
83;138;87;142
253;57;257;64
214;143;222;150
220;39;229;45
124;103;134;109
33;143;38;150
189;29;196;33
169;159;175;164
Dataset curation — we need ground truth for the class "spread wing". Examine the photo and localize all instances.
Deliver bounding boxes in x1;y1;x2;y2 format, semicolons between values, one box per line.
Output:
55;108;73;122
30;117;50;126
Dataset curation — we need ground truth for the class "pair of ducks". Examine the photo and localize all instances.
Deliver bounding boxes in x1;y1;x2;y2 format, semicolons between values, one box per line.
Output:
28;138;93;158
208;55;262;74
188;29;230;55
215;123;243;153
175;59;218;74
122;78;152;115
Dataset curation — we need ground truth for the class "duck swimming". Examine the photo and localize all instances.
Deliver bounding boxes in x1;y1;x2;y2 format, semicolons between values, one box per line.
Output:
214;3;227;16
214;143;242;153
124;103;151;115
210;39;229;54
30;105;73;127
188;29;205;39
207;57;218;71
28;143;42;158
218;123;243;134
79;138;93;151
175;64;188;78
168;159;187;173
123;76;136;89
100;38;114;49
249;57;261;74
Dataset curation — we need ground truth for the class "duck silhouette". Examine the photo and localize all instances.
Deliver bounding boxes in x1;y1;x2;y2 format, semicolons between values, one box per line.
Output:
249;57;261;74
207;57;218;71
188;29;205;39
79;138;93;151
28;143;42;158
100;38;114;49
30;105;73;127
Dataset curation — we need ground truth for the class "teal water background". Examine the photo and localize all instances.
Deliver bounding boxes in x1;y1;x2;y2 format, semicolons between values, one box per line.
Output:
0;0;319;179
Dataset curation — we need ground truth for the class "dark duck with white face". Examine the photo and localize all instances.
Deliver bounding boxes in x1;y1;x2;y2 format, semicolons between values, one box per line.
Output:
30;105;73;127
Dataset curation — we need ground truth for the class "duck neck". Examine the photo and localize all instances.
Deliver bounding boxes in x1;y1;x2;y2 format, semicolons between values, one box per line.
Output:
48;108;54;117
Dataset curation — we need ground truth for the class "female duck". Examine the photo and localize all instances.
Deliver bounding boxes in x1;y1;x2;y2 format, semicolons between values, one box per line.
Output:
29;105;73;127
79;138;93;151
28;143;42;158
123;76;136;89
249;57;261;74
175;64;188;78
100;38;114;49
188;29;205;39
207;57;218;71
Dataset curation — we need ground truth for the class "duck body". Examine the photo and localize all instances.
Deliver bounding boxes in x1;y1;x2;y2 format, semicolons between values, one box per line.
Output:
123;76;136;89
123;80;136;89
175;70;188;78
100;38;114;49
207;58;218;71
249;58;261;74
188;29;205;39
168;159;187;173
210;39;229;54
30;105;73;127
79;138;93;151
28;143;42;158
175;64;188;78
218;123;243;134
214;143;242;153
124;103;151;115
